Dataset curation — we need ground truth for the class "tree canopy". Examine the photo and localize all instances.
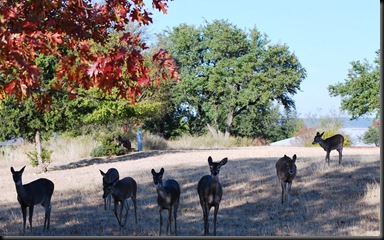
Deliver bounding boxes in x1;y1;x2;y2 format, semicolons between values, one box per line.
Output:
328;49;380;119
159;20;306;138
0;0;178;109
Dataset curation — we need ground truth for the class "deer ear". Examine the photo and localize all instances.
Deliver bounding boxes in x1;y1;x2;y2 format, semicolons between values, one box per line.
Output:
292;154;297;162
320;132;325;136
10;167;15;173
160;168;164;174
151;169;156;175
208;156;213;164
99;169;105;176
20;166;26;173
220;157;228;166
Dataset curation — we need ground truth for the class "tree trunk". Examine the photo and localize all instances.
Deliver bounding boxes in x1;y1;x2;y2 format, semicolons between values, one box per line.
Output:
207;123;219;139
224;110;234;139
35;130;44;172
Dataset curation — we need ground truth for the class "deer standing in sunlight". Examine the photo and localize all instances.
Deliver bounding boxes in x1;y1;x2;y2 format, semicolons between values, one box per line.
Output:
10;166;54;234
197;156;228;236
312;131;344;166
104;176;138;230
275;154;297;206
151;168;181;236
99;168;119;210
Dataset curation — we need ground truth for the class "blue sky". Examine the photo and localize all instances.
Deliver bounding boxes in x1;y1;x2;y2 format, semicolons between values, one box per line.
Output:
146;0;379;118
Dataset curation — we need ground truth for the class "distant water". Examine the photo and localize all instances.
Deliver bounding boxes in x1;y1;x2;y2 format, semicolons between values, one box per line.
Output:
302;117;375;128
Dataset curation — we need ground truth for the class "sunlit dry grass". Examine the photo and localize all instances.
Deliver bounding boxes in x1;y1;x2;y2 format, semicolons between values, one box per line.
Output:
0;138;380;236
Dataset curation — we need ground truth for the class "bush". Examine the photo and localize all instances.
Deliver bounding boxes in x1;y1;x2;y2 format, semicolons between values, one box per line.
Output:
26;147;53;171
90;134;126;157
143;134;168;150
363;121;380;146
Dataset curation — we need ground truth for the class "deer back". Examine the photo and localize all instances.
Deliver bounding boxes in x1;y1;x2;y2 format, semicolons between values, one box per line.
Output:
313;132;344;150
111;177;137;201
18;178;54;206
276;154;297;182
324;134;344;150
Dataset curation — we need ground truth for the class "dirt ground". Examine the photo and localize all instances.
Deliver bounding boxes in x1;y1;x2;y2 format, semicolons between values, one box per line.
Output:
0;146;381;236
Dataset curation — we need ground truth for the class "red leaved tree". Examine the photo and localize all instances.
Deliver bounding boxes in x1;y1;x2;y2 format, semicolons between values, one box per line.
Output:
0;0;178;109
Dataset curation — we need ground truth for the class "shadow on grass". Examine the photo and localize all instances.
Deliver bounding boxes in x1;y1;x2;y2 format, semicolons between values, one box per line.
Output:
49;150;186;171
1;154;380;236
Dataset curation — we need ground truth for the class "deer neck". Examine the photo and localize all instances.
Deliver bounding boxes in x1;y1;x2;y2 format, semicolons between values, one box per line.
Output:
319;139;330;149
210;174;221;186
15;183;28;199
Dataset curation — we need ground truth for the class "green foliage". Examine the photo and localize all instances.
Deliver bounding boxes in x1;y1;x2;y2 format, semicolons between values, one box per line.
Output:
233;105;301;142
294;112;352;147
90;134;126;157
159;19;306;138
26;147;53;169
362;121;380;146
328;49;380;119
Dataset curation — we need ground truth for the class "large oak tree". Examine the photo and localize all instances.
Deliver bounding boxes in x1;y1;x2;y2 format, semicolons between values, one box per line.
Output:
160;20;306;138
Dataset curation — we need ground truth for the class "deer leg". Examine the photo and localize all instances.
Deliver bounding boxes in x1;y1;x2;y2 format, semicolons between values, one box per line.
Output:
281;181;286;204
173;201;179;235
200;202;208;236
159;208;163;236
28;205;34;232
325;151;330;166
287;181;292;207
213;204;220;236
21;206;27;234
119;201;125;227
43;201;51;231
114;201;121;226
132;196;137;224
338;148;343;164
122;199;129;227
167;207;172;235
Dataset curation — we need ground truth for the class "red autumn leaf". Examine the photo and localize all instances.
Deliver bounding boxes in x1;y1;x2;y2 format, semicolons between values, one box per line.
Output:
0;0;177;110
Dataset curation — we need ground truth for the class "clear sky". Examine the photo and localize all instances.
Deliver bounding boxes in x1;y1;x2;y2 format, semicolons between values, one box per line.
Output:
146;0;379;118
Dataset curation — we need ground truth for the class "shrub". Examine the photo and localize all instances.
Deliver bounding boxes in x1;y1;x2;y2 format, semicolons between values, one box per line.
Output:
26;147;53;171
90;134;126;157
363;121;380;146
143;134;168;150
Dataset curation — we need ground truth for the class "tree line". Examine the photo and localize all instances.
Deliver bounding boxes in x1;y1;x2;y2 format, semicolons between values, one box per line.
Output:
0;1;380;171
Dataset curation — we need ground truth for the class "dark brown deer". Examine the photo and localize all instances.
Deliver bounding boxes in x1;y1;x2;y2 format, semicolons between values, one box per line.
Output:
275;154;297;206
151;168;181;236
312;132;344;166
197;156;228;236
104;176;138;230
10;166;54;234
99;168;119;210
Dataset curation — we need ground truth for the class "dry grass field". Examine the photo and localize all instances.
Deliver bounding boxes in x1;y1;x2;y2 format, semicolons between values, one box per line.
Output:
0;145;380;237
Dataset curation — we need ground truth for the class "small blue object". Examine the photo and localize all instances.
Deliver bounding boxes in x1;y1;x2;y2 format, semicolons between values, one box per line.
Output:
137;130;143;151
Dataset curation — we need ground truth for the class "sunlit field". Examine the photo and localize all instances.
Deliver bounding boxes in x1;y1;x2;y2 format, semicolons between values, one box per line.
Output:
0;141;380;236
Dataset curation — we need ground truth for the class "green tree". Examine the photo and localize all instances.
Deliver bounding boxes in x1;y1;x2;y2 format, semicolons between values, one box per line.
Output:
160;20;306;139
328;50;380;119
0;54;88;171
362;121;380;146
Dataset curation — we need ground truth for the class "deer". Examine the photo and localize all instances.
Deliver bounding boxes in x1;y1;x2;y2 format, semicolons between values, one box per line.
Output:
197;156;228;236
151;168;181;236
105;176;138;230
10;166;54;234
275;154;297;206
99;168;120;210
312;131;344;166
